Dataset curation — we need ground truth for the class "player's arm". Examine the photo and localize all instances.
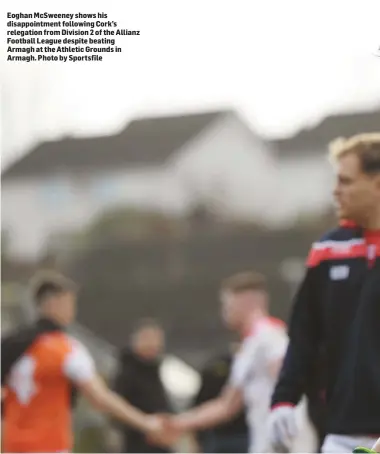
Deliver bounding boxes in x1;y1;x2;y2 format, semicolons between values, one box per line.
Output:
268;357;284;379
265;327;288;380
64;343;163;436
80;374;163;433
271;248;323;409
373;438;380;452
171;384;243;432
172;338;253;432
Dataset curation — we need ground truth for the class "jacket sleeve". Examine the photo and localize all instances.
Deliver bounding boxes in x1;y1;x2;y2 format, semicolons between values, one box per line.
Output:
271;248;323;408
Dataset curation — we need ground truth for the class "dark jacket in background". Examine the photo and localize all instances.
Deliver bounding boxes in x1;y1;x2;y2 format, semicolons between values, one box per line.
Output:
193;351;248;453
112;348;172;453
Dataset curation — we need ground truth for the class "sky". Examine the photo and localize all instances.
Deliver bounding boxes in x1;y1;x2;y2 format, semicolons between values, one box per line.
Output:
1;0;380;169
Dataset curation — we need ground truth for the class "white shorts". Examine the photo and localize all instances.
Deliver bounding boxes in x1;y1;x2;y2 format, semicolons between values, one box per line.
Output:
322;434;378;453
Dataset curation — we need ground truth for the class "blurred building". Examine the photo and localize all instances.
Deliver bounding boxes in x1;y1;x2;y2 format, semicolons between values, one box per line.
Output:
2;107;380;260
268;108;380;221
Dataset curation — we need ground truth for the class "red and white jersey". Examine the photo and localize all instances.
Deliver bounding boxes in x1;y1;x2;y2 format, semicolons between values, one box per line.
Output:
3;332;96;453
229;316;288;452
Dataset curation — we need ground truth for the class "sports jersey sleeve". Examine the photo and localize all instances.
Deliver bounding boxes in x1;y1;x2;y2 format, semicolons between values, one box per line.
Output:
264;328;288;363
271;242;323;408
229;337;257;389
63;341;96;384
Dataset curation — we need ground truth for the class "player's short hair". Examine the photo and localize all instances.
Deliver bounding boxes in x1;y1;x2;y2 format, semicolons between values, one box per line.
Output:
329;133;380;175
29;270;78;306
221;271;267;294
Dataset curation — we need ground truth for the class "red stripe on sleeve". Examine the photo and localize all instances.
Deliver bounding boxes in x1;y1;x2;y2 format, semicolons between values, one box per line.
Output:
306;246;329;268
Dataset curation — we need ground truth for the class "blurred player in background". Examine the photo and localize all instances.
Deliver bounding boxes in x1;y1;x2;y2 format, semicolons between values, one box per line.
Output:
269;133;380;453
112;318;173;453
166;271;289;453
1;271;172;453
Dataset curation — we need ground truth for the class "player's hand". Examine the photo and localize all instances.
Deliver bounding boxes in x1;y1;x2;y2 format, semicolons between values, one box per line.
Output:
165;414;186;436
166;414;188;432
144;414;166;444
144;413;181;448
268;405;298;452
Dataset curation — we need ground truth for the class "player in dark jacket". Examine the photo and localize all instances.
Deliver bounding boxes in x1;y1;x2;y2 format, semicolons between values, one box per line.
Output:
269;134;380;453
112;319;173;453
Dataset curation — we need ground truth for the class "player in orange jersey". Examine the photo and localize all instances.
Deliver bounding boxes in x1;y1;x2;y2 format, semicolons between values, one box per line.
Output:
1;271;172;453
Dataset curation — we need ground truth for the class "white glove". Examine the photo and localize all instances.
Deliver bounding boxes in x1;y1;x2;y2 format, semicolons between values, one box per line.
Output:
268;405;298;452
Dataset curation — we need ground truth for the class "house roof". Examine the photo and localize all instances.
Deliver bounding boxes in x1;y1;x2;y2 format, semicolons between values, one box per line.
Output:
3;107;379;180
2;110;228;180
271;108;380;154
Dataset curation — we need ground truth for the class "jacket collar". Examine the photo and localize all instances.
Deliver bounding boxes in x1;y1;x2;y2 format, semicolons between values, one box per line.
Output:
120;347;162;369
36;317;65;332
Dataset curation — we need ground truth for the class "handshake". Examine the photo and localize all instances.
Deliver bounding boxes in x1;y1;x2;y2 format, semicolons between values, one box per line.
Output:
143;413;190;448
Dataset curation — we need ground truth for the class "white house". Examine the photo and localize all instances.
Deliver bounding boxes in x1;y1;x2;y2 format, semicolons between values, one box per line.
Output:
2;107;380;259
